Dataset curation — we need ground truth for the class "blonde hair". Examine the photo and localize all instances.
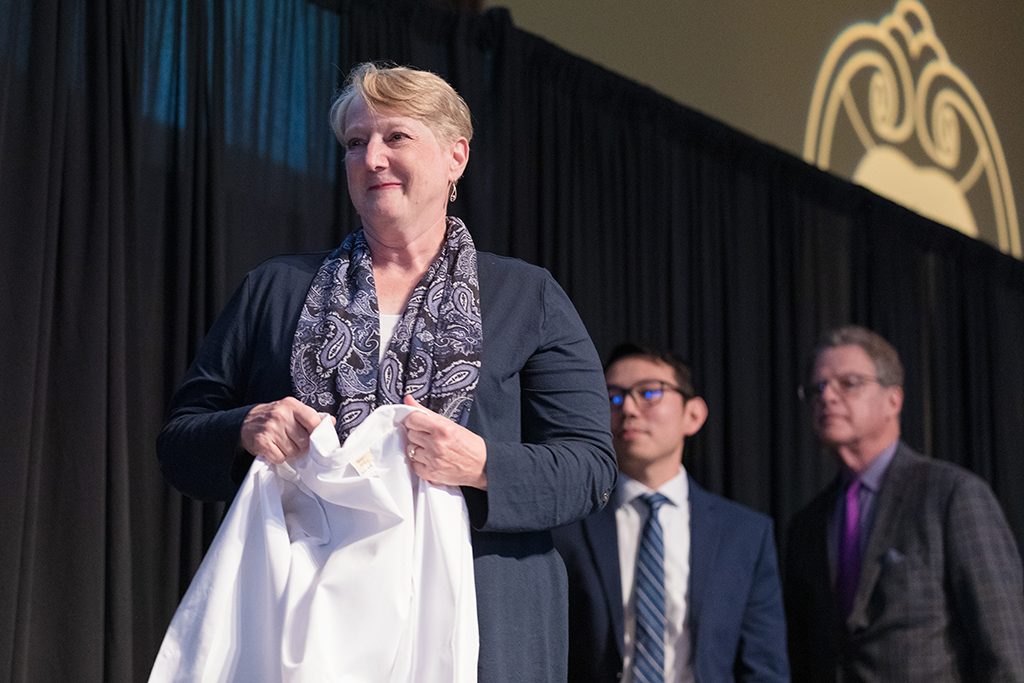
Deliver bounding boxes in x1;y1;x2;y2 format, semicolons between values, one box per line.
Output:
329;62;473;147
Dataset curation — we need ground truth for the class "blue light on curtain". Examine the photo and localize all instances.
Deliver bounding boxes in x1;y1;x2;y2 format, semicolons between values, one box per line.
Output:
141;0;340;177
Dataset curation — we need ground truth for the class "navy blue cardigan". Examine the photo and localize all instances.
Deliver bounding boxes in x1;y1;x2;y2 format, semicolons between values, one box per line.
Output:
157;249;618;683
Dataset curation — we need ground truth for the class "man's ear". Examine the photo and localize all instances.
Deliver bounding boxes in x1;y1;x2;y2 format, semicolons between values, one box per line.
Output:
681;396;708;437
886;385;904;418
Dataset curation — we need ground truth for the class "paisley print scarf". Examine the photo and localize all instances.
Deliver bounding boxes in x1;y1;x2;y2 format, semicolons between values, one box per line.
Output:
290;217;482;441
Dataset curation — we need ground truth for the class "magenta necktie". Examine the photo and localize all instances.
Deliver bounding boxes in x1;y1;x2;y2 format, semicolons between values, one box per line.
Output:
836;478;861;619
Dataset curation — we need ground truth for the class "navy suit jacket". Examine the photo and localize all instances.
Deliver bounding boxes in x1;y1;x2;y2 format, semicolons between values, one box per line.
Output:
784;442;1024;683
553;476;790;683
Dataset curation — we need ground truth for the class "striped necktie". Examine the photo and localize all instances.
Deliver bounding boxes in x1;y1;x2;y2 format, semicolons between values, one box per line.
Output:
633;492;669;683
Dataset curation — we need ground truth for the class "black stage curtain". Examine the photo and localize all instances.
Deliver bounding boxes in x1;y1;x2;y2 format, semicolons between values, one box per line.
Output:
3;0;1023;680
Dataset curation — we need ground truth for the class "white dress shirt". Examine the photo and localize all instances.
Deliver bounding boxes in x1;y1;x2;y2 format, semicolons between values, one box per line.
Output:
616;467;694;683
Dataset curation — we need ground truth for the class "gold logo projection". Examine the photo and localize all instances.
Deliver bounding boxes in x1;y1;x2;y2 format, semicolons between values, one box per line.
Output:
804;0;1020;258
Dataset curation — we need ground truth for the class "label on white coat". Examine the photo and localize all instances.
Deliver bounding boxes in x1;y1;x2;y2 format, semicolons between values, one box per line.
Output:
352;449;375;476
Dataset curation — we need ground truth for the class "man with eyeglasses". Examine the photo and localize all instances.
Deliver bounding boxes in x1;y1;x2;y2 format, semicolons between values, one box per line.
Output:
553;343;790;683
784;325;1024;683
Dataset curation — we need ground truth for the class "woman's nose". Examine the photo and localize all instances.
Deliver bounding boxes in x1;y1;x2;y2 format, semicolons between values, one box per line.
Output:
364;138;388;169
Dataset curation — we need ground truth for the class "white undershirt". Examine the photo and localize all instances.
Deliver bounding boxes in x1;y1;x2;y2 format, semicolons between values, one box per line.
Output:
379;314;401;363
616;467;694;683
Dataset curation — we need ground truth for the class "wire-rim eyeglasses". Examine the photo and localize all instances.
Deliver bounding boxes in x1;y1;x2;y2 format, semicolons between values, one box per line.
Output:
797;373;882;402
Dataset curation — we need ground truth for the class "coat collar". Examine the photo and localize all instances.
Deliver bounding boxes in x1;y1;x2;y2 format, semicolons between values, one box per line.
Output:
846;441;913;630
587;475;720;659
687;477;719;632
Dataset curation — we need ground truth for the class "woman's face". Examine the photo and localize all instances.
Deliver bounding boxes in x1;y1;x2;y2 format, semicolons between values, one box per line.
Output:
342;97;468;235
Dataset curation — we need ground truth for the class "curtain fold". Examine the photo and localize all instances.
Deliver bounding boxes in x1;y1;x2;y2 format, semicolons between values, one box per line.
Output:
3;0;1024;680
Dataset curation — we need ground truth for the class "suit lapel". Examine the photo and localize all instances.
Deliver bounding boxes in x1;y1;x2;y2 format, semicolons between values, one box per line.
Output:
583;502;626;660
687;477;717;640
809;476;843;631
847;443;911;629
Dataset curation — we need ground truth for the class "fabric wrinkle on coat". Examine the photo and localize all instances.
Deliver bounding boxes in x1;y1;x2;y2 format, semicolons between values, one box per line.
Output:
149;403;478;683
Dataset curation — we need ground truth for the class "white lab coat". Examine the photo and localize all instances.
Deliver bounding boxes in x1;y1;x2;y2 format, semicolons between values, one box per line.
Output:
149;404;478;683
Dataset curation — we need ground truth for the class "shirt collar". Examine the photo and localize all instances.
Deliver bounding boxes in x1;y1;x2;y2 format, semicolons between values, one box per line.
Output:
844;439;899;493
615;466;690;510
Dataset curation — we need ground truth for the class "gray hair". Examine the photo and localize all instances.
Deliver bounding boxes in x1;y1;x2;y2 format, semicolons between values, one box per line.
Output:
812;325;904;387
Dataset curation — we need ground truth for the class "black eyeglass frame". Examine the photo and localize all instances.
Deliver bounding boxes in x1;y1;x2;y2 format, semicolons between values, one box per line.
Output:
607;380;691;408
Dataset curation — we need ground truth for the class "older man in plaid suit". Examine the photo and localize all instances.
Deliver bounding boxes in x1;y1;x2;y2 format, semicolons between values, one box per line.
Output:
784;325;1024;682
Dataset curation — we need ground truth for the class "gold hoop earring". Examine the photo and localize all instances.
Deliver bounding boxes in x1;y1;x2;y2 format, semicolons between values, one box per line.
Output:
449;182;457;203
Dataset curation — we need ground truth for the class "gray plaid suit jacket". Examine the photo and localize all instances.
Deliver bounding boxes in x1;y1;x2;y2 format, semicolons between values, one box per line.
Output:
784;441;1024;682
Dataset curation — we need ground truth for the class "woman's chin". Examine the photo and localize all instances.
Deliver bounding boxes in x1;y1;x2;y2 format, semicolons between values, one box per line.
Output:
360;208;405;231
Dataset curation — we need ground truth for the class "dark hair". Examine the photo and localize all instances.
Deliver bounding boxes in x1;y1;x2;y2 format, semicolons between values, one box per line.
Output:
604;343;697;400
811;325;904;387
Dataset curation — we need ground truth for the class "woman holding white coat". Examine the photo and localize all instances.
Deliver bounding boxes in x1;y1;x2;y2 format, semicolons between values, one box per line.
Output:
157;61;617;682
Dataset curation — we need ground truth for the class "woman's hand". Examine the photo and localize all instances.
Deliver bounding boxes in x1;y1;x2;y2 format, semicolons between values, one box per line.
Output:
240;397;328;464
403;394;487;489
